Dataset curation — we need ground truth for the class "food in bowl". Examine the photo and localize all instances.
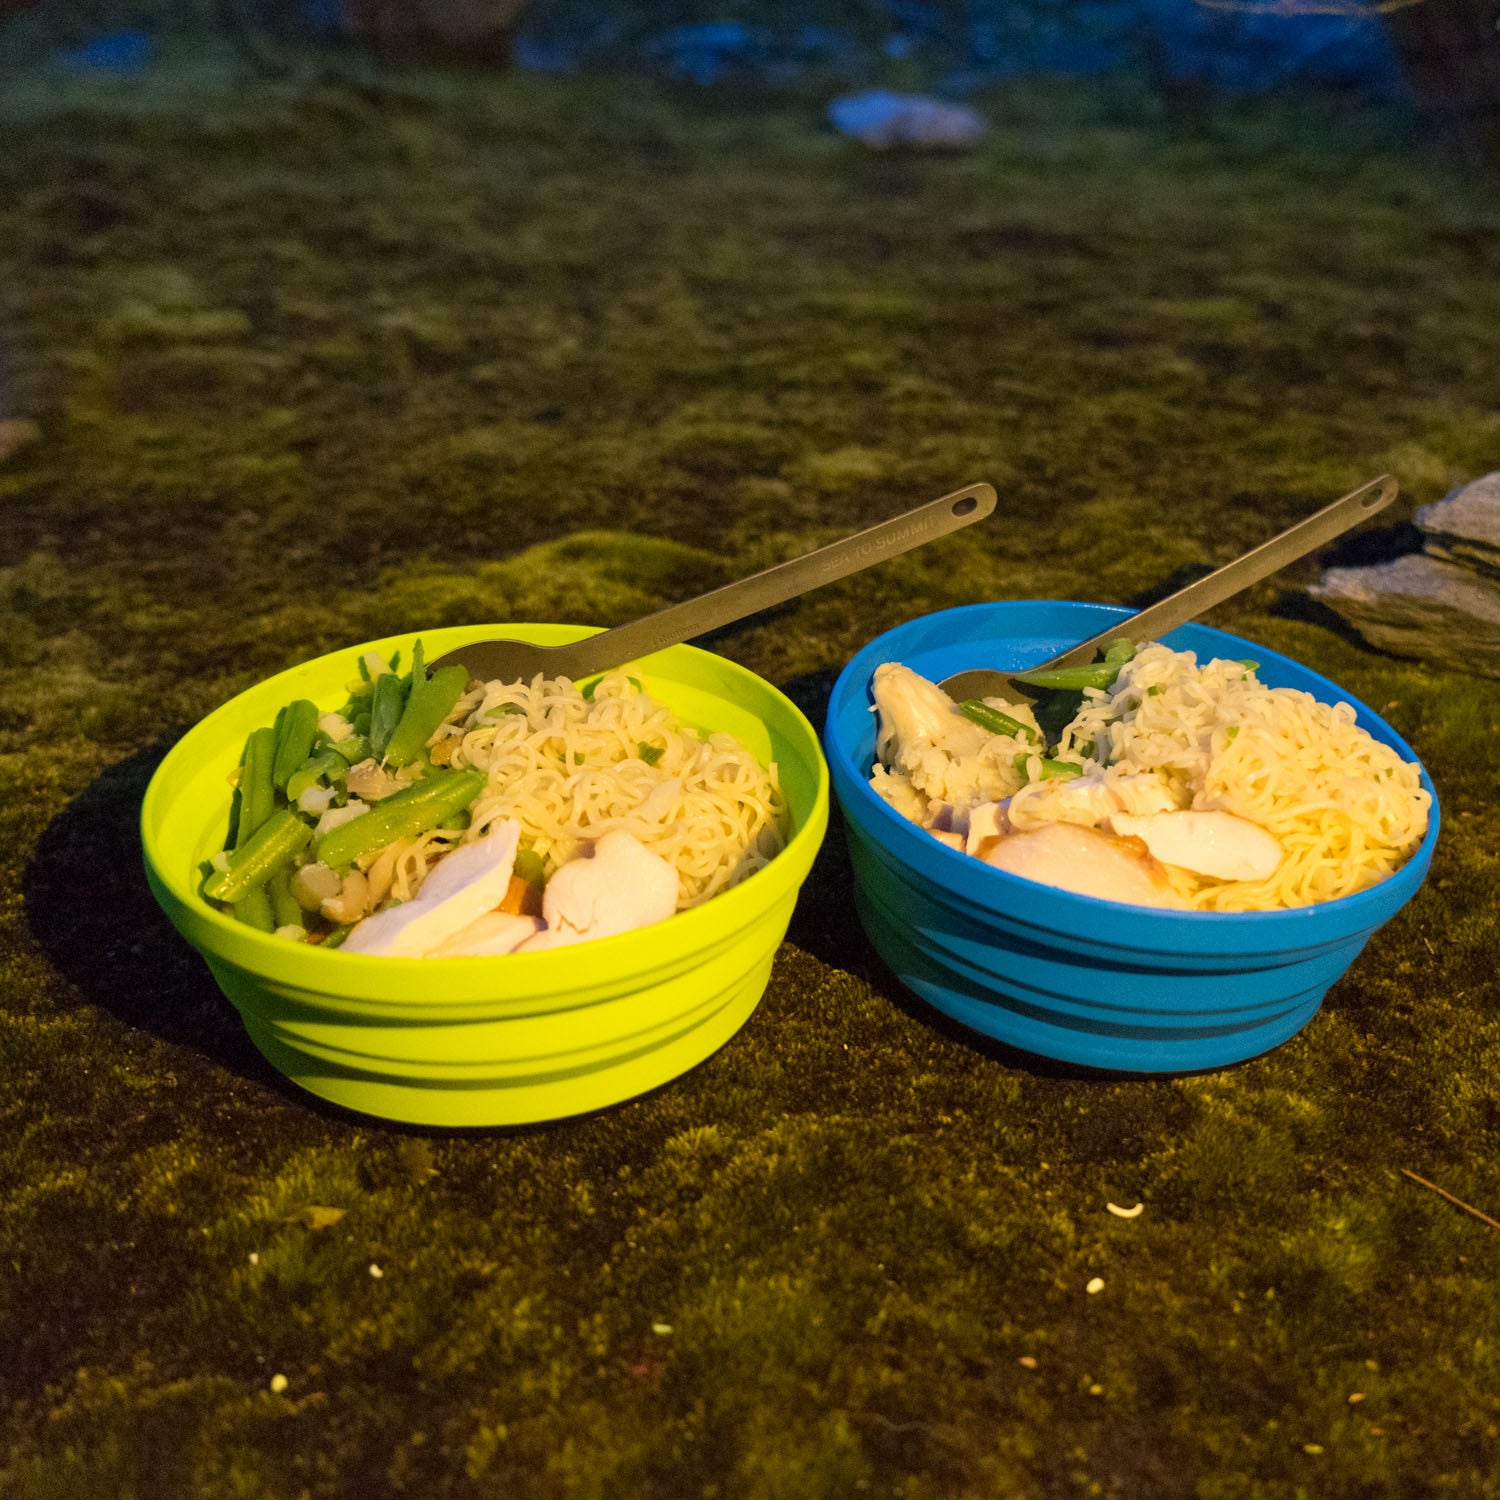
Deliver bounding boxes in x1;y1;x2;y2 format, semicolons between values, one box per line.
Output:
204;641;787;957
869;638;1430;912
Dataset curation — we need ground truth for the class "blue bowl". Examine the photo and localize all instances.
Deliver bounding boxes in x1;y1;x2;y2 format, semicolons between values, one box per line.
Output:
825;601;1440;1073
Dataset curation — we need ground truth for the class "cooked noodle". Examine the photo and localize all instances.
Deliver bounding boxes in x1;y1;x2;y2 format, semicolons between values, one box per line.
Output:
1043;643;1429;911
396;670;785;908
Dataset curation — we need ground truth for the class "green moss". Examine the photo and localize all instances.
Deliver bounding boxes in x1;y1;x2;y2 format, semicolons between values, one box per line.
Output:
0;61;1498;1500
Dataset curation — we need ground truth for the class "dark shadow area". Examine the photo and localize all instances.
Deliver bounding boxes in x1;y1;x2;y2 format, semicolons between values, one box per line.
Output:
1317;517;1425;569
1268;585;1408;656
778;665;883;981
1125;561;1215;610
24;738;300;1089
1126;520;1426;620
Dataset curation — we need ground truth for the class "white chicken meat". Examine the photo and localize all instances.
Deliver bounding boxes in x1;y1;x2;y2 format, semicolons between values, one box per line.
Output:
980;822;1185;909
517;830;679;952
1108;810;1283;882
871;663;1037;814
341;819;521;957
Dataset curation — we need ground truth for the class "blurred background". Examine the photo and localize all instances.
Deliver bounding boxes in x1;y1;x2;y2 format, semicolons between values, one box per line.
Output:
1;0;1497;147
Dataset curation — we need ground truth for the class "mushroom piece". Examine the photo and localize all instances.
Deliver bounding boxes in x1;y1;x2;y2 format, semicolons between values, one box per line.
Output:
516;831;678;952
341;819;522;957
1107;810;1283;883
345;757;405;802
980;822;1185;909
320;869;371;925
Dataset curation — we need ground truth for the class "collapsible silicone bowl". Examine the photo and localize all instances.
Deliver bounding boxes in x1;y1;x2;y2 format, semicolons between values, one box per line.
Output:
825;601;1439;1073
142;624;829;1125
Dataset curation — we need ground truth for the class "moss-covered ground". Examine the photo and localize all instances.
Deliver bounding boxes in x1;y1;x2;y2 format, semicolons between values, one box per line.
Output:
1;56;1498;1498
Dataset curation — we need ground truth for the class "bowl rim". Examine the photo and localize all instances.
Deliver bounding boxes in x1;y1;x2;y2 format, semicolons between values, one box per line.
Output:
825;599;1441;936
141;622;830;1006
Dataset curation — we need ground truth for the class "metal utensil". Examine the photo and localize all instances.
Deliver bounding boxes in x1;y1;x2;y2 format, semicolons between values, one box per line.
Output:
427;482;997;684
938;473;1398;702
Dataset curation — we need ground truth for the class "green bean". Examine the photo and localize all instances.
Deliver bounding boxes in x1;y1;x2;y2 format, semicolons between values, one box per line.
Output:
1014;753;1084;781
286;750;347;803
233;886;276;932
1014;638;1138;694
207;807;313;903
368;670;408;760
235;726;277;849
316;767;486;869
271;699;319;792
332;734;370;765
383;640;469;768
958;700;1040;743
268;867;303;929
1011;663;1118;692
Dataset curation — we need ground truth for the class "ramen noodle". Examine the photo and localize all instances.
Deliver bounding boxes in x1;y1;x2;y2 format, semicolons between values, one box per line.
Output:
870;643;1429;912
394;670;785;910
206;654;786;952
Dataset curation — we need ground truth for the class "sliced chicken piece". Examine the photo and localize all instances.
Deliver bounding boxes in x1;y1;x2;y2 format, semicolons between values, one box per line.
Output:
929;829;965;852
980;822;1185;909
964;801;1012;859
428;910;544;958
516;831;678;952
341;819;521;957
872;662;988;766
1020;771;1180;828
1108;810;1282;883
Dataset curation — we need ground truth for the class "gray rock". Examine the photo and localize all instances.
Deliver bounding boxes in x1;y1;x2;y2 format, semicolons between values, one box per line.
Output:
1416;470;1500;579
1311;552;1500;679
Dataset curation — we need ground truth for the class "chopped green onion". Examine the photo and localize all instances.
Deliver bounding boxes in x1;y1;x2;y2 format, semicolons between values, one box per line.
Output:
1015;753;1083;781
638;742;665;765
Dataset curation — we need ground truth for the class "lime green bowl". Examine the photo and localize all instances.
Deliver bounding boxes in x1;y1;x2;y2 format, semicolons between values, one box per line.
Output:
141;624;829;1126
